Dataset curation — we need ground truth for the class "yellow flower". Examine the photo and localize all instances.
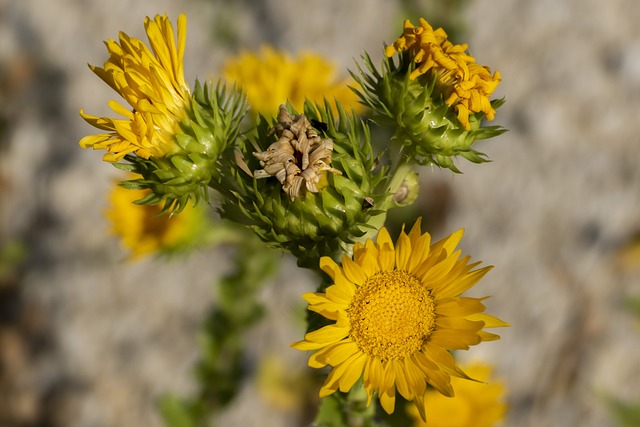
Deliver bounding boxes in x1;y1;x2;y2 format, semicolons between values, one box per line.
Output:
106;174;201;258
256;353;313;412
291;219;508;420
408;362;507;427
80;14;190;162
385;18;501;130
222;46;361;118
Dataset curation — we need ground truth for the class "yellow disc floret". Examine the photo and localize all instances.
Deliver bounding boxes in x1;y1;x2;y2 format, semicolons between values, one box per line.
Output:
348;270;436;361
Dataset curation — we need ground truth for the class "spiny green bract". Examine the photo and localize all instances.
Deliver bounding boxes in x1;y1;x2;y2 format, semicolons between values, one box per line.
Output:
216;100;387;268
350;51;506;173
116;80;247;214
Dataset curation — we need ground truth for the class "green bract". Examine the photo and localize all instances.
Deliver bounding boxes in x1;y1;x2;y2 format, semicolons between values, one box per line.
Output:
115;81;247;213
216;101;387;268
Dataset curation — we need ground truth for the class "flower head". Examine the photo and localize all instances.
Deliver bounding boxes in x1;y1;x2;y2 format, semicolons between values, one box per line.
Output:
80;14;190;162
80;14;247;213
222;47;361;118
351;17;506;172
217;102;385;268
408;362;507;427
291;219;508;420
106;174;204;258
385;18;501;131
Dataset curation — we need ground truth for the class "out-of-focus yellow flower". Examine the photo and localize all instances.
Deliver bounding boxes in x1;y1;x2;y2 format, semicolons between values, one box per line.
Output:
80;14;190;162
106;174;202;258
385;18;501;130
256;353;313;412
291;219;508;420
408;362;507;427
222;46;361;117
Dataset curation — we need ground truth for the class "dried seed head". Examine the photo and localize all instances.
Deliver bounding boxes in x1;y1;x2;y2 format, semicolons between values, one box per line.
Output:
253;105;342;200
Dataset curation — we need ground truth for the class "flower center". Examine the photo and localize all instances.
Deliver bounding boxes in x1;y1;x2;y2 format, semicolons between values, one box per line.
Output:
348;270;436;361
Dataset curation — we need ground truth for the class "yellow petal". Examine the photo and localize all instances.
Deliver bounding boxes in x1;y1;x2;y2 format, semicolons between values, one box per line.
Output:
326;283;354;305
338;353;367;392
467;312;510;328
379;385;396;414
436;297;486;317
393;359;413;400
79;134;111;149
421;249;461;285
436;266;493;299
342;256;367;285
290;339;326;351
324;341;360;366
429;328;481;350
408;233;431;274
395;229;412;272
376;226;394;253
319;256;340;279
319;352;363;397
304;324;349;345
364;356;383;392
423;343;468;379
376;227;396;271
403;357;426;398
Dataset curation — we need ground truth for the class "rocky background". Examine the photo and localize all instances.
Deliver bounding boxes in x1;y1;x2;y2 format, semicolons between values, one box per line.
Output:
1;0;640;426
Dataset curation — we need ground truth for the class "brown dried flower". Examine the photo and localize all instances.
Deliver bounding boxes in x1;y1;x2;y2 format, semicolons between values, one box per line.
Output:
253;105;341;200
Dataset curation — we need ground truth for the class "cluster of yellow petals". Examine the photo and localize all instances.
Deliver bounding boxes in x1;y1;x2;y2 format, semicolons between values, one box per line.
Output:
80;14;191;162
385;18;501;130
409;362;507;427
106;174;197;258
292;219;508;421
222;46;361;118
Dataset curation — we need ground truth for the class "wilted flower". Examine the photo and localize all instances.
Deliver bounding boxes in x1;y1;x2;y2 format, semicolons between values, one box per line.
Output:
252;106;342;200
217;102;385;267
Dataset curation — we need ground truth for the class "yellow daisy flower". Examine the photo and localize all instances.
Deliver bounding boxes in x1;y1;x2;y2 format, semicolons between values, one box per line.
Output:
106;174;201;258
222;46;361;118
80;14;190;162
291;219;508;420
256;353;314;412
385;18;501;130
408;362;507;427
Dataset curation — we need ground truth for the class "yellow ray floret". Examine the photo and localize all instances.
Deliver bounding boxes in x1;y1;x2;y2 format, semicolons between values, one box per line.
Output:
106;173;199;258
79;14;190;162
222;46;361;118
408;362;507;427
291;219;508;420
385;18;501;130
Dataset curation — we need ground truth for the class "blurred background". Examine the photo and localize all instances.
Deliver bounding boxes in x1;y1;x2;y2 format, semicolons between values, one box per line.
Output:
1;0;640;426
